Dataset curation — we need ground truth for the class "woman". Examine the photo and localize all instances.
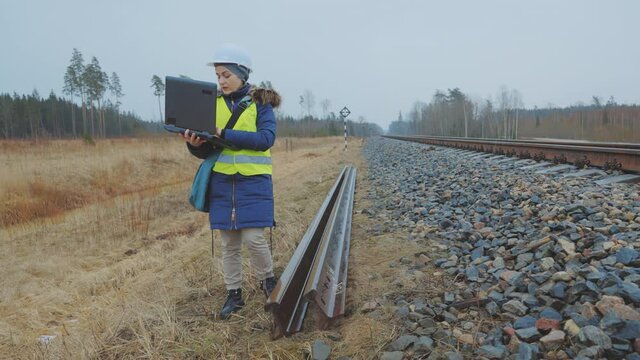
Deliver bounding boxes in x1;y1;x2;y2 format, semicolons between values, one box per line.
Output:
180;43;280;320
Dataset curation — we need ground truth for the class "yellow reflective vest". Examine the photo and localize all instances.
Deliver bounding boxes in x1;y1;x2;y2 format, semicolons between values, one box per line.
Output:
213;96;272;176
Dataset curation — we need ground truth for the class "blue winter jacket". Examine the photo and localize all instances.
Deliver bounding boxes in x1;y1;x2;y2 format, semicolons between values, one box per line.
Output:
187;83;279;230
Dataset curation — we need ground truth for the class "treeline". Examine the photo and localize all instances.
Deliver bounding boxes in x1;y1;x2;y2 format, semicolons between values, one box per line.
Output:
1;48;382;140
0;48;161;139
0;91;159;139
62;48;127;138
144;77;381;138
273;85;383;137
389;86;640;142
277;114;383;138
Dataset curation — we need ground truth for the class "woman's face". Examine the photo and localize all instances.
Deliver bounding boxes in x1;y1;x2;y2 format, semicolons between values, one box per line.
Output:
215;65;243;95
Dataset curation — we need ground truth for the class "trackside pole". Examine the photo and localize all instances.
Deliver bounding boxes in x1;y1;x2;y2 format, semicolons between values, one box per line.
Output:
340;106;351;152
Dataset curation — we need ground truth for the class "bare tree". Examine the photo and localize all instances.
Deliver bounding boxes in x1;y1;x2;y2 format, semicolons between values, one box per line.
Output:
320;98;331;119
463;99;468;137
432;90;447;135
302;89;315;117
498;85;510;139
573;101;586;139
510;89;522;139
298;95;304;119
480;99;494;138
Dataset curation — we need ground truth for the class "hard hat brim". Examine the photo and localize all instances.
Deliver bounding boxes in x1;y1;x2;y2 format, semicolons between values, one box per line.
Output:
206;62;252;73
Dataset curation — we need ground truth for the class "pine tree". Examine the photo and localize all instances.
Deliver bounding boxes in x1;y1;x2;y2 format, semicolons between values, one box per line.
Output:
109;72;124;136
63;66;77;137
83;57;109;137
151;75;165;121
68;49;87;136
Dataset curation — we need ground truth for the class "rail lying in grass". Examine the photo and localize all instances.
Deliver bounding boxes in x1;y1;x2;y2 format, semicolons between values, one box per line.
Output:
265;165;356;338
385;135;640;173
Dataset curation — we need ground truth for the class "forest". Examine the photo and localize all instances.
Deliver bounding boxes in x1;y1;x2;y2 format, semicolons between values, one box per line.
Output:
0;49;382;140
388;86;640;142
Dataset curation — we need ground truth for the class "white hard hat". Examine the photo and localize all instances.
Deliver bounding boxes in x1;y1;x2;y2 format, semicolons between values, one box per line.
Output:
207;43;252;72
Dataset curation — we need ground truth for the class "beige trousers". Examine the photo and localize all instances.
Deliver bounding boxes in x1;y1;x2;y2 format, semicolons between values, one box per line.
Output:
220;228;274;290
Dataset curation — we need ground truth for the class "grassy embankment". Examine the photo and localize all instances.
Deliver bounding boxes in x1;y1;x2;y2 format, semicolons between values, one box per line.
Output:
0;136;430;359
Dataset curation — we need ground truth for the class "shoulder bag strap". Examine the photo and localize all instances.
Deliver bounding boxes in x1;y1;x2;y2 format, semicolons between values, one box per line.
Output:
223;95;253;131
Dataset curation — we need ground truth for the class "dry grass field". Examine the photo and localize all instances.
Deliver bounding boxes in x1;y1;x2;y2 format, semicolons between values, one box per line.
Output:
0;136;426;359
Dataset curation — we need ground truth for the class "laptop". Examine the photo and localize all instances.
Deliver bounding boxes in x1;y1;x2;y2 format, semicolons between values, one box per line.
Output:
164;76;236;149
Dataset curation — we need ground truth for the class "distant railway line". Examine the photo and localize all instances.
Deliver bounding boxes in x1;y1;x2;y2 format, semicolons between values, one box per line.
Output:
384;135;640;176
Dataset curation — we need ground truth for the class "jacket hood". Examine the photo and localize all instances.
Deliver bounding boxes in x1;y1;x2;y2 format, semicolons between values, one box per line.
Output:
250;86;281;108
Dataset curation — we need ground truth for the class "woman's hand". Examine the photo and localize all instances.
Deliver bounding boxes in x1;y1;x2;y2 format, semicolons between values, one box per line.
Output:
215;127;222;137
180;129;206;147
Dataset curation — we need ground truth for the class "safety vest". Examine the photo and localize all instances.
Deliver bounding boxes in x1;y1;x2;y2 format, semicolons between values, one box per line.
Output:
213;96;272;176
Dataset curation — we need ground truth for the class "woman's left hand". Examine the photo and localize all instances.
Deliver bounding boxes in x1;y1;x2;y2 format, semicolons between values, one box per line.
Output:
180;129;206;147
215;127;222;137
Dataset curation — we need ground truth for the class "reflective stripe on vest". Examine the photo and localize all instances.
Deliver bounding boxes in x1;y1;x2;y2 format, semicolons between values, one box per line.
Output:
213;96;272;176
217;154;273;165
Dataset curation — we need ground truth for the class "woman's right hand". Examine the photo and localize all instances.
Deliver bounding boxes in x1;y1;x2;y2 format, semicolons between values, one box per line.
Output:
180;129;206;147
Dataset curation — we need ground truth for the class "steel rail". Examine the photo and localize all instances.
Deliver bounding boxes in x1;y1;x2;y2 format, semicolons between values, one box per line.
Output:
265;165;356;338
303;166;356;324
385;135;640;173
395;135;640;150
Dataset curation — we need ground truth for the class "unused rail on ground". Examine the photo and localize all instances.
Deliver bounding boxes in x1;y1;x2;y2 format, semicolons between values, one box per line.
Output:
384;135;640;173
265;165;357;338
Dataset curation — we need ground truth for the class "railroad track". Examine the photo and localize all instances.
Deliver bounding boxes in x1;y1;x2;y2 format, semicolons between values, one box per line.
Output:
265;165;356;338
385;135;640;181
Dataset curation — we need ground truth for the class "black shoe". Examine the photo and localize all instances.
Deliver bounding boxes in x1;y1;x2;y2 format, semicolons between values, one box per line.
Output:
260;276;277;298
219;289;244;320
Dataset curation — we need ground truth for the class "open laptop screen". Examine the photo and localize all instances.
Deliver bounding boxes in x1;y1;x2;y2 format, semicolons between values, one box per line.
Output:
165;76;217;133
163;76;237;149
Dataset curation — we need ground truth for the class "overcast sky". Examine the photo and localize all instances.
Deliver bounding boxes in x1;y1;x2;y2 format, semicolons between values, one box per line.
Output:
2;0;639;130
